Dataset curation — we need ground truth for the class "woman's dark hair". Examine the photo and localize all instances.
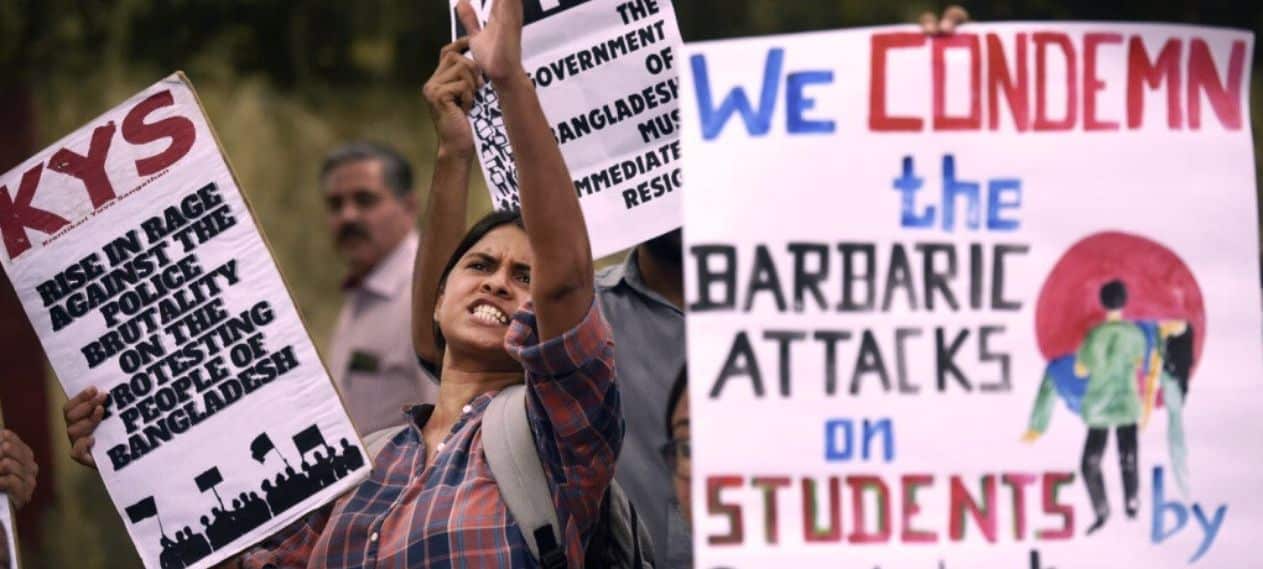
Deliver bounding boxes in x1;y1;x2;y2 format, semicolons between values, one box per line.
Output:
665;365;688;439
431;209;525;357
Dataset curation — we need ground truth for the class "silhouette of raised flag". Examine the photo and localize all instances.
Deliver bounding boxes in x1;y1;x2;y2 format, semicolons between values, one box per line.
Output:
293;425;325;455
251;433;276;463
195;467;223;492
126;496;157;523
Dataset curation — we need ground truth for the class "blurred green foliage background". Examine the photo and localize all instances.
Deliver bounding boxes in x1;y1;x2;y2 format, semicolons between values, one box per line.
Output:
0;1;1259;566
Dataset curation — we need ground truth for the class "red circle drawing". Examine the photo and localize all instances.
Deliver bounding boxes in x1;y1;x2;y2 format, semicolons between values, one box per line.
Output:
1035;231;1205;392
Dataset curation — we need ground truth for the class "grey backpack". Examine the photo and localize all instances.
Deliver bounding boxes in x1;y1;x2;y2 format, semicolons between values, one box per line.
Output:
364;385;654;569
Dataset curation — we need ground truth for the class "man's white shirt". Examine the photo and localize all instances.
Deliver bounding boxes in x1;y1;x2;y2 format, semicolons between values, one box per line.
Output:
327;231;437;435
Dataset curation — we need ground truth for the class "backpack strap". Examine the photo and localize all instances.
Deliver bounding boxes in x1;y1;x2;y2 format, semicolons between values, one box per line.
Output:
630;501;644;567
483;384;566;569
606;478;657;568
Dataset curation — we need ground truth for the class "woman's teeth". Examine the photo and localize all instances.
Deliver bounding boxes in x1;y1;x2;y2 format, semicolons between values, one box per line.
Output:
474;304;509;325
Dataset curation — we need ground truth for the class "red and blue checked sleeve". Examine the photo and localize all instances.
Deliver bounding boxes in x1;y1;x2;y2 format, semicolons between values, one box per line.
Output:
504;299;622;562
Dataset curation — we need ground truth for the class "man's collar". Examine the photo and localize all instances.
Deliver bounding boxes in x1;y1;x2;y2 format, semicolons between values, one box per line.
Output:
595;252;631;290
597;248;680;313
352;231;419;298
403;403;436;431
401;391;498;432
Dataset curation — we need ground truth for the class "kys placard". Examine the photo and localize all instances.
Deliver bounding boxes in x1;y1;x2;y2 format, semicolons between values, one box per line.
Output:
0;73;368;569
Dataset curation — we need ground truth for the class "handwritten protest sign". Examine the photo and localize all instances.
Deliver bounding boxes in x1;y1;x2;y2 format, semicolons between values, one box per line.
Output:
452;0;685;257
681;24;1259;568
0;74;368;569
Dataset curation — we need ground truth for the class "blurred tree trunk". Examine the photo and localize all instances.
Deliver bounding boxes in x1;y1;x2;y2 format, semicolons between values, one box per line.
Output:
0;78;53;554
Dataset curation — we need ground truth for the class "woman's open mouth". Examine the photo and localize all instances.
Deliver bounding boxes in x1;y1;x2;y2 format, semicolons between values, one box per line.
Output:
470;301;510;326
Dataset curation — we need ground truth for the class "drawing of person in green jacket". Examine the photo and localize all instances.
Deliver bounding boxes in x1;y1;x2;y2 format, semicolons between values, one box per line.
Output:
1023;279;1191;535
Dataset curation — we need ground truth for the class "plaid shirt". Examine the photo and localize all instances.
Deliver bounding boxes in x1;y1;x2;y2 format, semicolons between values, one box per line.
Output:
242;300;620;568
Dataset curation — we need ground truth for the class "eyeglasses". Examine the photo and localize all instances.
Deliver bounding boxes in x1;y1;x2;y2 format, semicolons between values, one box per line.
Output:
659;437;691;479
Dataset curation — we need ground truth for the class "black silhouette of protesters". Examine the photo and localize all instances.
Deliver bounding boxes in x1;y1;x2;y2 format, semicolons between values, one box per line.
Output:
262;478;283;515
258;426;365;516
303;449;338;491
157;526;213;569
332;450;351;480
204;507;231;549
200;492;278;550
182;527;212;562
159;535;182;569
242;491;272;528
141;425;367;563
267;466;312;514
159;526;212;568
340;437;364;472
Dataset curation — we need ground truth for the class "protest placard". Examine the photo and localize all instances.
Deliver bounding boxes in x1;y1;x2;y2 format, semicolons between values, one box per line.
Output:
452;0;685;257
0;73;369;569
680;24;1259;568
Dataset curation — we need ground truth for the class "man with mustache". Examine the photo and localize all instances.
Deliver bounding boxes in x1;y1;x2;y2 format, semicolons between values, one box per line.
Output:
322;142;437;436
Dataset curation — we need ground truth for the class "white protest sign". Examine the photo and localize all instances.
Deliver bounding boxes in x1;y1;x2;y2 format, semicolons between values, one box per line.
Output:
681;24;1259;568
452;0;685;257
0;73;369;569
